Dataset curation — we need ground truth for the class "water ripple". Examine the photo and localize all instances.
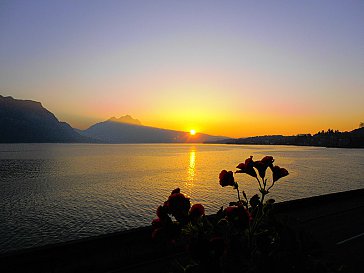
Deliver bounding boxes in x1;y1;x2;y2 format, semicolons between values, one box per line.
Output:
0;144;363;253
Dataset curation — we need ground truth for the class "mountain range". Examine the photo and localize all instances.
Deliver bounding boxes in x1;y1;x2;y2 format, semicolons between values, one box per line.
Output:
0;95;227;143
80;117;224;143
0;95;90;143
2;95;362;147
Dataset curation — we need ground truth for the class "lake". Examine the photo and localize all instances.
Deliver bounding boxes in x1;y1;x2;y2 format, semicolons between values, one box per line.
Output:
0;143;363;253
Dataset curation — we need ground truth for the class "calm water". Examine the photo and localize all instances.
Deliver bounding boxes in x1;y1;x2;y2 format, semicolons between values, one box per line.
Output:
0;143;363;253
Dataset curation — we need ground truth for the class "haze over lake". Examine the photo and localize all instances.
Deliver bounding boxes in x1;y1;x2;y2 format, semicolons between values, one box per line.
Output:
1;143;363;253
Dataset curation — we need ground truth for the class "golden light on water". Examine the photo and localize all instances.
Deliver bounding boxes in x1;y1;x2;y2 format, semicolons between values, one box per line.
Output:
186;148;196;194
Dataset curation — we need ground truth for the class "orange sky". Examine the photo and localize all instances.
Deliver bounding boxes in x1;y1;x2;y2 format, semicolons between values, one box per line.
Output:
1;1;363;138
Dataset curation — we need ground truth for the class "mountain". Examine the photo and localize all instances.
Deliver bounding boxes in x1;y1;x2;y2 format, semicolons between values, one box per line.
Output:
81;117;227;143
0;95;227;144
0;95;90;143
108;115;142;126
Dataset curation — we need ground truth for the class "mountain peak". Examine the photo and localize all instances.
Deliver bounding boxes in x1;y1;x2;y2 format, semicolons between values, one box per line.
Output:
0;94;42;107
108;115;142;126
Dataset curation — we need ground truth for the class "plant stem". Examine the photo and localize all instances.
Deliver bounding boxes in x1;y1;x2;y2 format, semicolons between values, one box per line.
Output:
255;177;262;190
236;188;241;202
261;179;267;204
251;177;267;234
267;181;275;192
261;191;266;206
243;194;249;210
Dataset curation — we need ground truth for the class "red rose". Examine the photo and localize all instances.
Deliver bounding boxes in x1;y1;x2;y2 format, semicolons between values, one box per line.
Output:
152;218;162;229
189;203;205;219
236;156;257;178
261;156;274;166
224;206;250;229
271;165;289;182
245;156;255;167
167;192;191;222
156;205;169;219
219;170;235;187
254;156;274;179
171;188;180;194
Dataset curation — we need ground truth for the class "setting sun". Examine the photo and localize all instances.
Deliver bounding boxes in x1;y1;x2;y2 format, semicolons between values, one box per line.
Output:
190;129;196;136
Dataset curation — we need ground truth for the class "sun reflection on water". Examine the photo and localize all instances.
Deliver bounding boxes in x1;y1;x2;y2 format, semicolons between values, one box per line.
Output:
186;147;196;194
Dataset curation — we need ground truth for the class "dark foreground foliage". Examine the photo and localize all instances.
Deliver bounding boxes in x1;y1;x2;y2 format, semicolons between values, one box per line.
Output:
152;156;337;273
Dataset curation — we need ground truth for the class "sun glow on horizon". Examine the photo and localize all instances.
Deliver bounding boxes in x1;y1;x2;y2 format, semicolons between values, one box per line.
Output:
1;1;362;138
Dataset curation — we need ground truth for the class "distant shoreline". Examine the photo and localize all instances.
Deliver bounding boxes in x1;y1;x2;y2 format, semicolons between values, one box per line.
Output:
218;142;364;149
206;128;364;148
0;141;363;149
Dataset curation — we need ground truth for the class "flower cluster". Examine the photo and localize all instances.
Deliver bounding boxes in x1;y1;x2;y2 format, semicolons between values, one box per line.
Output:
220;155;288;197
152;188;207;242
224;205;250;230
153;156;290;272
219;170;236;188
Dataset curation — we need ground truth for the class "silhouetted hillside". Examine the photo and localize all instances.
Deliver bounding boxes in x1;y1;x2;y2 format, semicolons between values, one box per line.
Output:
81;118;227;143
350;127;364;137
213;128;364;148
0;95;90;143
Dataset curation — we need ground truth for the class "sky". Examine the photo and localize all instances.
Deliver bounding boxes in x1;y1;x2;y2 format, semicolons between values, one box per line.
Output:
0;0;363;137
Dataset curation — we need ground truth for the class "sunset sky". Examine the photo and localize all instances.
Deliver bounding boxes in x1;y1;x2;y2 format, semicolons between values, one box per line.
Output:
1;0;363;137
